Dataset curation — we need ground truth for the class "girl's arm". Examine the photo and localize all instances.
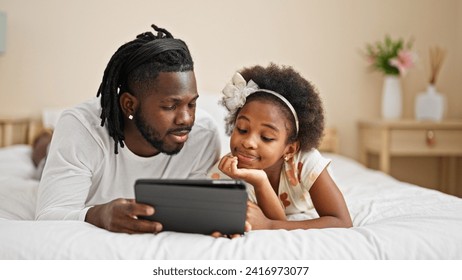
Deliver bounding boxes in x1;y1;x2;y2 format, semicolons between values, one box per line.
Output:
247;168;352;230
218;155;286;220
248;175;286;221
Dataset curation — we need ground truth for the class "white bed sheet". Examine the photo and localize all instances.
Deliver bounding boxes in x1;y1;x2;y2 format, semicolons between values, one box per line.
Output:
1;146;462;259
0;145;37;220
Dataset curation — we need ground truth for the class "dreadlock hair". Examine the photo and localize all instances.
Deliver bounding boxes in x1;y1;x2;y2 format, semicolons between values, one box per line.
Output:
223;63;325;152
96;24;194;154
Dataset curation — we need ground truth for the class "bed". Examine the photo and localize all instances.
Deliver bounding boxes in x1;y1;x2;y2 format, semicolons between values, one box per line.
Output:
1;95;462;260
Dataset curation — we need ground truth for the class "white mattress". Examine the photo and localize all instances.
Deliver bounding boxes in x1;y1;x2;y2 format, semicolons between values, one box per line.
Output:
1;145;461;259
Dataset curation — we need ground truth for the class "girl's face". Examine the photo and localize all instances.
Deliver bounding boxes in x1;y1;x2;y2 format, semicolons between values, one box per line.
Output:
230;99;295;171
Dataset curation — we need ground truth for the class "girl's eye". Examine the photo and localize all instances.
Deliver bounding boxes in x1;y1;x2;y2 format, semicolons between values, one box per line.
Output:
236;127;247;134
261;136;275;142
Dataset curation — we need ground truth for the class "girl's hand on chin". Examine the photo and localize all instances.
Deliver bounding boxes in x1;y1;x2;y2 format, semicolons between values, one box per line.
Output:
218;154;266;184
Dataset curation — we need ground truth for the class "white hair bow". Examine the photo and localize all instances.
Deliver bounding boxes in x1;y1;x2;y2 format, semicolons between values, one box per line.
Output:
220;71;300;135
221;72;258;114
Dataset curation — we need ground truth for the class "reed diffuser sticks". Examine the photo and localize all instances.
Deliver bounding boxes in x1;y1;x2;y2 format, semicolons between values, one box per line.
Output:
429;46;446;85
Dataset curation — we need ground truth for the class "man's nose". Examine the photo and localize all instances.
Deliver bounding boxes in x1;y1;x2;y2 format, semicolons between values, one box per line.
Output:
175;107;194;125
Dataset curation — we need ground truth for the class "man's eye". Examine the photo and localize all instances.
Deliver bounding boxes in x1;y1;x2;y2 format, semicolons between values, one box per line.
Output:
162;105;176;110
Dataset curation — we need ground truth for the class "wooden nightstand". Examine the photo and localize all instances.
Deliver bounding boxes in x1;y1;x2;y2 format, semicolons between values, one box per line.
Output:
358;119;462;195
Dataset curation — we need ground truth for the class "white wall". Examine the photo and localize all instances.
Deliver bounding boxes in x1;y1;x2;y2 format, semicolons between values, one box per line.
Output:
0;0;461;161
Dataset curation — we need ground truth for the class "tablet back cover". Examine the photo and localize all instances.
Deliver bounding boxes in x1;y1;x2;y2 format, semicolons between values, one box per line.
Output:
135;179;247;235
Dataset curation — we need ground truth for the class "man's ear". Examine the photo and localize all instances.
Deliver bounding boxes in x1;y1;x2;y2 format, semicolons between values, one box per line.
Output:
119;92;138;118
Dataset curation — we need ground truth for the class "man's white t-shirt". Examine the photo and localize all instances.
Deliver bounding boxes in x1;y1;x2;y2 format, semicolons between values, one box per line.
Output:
36;98;221;221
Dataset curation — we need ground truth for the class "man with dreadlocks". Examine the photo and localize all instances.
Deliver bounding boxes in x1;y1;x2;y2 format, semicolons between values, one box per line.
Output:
35;24;221;234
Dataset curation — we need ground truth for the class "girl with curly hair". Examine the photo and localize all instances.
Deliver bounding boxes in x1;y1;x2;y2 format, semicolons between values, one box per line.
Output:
208;63;352;230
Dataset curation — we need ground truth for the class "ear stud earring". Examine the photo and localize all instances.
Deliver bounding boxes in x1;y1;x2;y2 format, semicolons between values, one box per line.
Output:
128;115;133;120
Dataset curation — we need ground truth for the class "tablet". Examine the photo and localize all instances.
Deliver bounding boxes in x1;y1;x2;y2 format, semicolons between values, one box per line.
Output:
134;179;247;235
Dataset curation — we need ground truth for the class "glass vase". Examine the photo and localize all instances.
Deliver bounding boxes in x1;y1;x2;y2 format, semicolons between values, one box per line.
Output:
415;84;445;121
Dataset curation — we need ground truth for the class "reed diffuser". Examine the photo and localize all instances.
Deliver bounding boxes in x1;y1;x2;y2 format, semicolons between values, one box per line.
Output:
428;46;446;85
415;46;447;121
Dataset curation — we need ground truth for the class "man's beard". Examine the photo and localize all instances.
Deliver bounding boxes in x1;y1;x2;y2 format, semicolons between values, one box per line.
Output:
133;109;191;156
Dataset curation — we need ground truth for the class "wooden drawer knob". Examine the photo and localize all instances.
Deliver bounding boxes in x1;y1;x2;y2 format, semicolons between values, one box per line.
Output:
426;130;436;146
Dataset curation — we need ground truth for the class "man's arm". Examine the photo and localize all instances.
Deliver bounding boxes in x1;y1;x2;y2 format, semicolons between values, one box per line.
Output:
85;198;163;233
35;112;98;221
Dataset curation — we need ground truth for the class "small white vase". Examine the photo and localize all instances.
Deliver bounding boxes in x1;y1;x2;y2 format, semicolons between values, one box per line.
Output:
381;75;402;119
415;84;445;121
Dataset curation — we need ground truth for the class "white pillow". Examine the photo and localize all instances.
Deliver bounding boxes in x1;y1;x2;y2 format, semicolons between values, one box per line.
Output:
0;145;35;179
0;145;38;220
0;177;38;220
42;108;65;130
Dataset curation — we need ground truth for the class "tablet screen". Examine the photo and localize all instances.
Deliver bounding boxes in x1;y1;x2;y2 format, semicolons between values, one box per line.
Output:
134;179;247;235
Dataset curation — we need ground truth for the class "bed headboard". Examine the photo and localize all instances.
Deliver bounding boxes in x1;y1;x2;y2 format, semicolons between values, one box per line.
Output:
0;118;43;147
318;127;339;153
